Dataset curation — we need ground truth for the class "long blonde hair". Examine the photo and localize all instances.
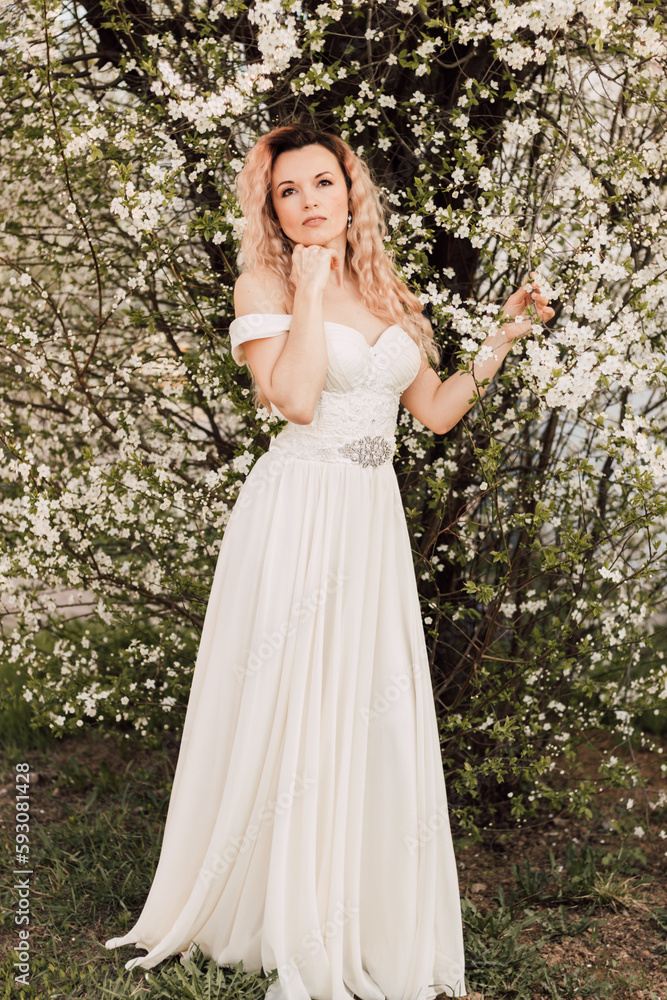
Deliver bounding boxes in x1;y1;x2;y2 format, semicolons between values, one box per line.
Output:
233;122;440;412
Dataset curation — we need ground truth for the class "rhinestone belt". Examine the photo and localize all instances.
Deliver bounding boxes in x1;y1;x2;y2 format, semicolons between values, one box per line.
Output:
269;432;396;467
338;435;395;467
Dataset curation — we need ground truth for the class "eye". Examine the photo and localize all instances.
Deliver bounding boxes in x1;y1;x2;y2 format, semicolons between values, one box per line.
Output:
281;179;333;197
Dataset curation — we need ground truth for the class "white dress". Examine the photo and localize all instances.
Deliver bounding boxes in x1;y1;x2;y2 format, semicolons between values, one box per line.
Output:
104;314;467;1000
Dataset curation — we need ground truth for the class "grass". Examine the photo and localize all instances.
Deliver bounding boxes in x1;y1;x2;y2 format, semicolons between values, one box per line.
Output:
506;841;654;912
1;710;666;1000
100;945;278;1000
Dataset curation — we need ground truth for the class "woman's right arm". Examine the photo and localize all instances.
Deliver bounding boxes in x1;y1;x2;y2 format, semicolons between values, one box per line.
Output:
236;246;340;424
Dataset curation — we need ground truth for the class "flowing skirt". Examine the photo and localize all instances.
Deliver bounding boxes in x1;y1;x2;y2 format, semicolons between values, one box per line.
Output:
104;446;466;1000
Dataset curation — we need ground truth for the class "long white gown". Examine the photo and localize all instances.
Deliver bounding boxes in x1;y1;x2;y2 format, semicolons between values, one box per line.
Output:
104;314;467;1000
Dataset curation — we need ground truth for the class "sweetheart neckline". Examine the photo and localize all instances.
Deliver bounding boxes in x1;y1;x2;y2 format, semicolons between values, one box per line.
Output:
280;316;401;351
323;321;400;351
233;313;402;351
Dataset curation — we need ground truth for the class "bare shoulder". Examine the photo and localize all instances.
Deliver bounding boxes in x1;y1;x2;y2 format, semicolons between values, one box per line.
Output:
234;266;290;318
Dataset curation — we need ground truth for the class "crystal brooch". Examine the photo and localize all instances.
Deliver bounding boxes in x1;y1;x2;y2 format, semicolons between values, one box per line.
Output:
339;435;394;468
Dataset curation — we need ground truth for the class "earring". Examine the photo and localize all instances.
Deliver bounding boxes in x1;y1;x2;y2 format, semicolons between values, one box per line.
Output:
347;211;352;229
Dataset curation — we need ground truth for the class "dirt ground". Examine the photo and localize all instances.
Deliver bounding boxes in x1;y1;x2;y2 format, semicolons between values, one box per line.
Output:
455;732;667;999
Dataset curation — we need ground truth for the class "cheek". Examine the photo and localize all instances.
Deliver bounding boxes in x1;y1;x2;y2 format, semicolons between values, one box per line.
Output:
277;196;297;219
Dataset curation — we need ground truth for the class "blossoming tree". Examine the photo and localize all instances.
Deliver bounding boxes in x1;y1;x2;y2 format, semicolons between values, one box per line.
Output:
1;0;666;829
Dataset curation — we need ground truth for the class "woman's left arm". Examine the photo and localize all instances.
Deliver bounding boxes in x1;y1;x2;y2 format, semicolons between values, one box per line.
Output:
399;273;555;435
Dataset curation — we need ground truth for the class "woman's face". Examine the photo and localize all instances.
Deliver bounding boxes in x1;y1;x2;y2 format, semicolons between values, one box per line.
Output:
270;144;349;248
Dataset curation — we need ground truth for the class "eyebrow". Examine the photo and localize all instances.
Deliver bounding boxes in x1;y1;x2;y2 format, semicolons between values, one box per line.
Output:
276;170;334;189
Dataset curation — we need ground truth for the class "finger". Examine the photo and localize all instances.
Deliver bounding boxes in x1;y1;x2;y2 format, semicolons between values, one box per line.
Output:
506;289;529;312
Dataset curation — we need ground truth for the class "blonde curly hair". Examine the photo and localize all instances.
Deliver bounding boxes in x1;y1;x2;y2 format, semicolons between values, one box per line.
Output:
233;122;440;412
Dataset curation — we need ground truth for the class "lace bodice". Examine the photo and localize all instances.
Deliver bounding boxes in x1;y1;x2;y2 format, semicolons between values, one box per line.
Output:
229;314;423;467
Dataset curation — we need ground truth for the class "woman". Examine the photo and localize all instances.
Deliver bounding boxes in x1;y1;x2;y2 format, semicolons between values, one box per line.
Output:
105;123;554;1000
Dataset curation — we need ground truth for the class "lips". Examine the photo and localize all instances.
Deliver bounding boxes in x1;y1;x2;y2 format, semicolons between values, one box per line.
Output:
303;217;326;225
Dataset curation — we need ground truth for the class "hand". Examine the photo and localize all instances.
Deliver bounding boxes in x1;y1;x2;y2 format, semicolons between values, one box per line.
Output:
501;271;556;342
288;243;343;295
